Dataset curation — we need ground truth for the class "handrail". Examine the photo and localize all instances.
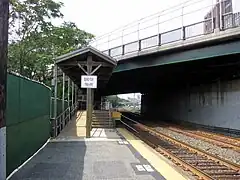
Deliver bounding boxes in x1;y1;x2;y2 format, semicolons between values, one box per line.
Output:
51;102;78;137
121;114;139;125
120;115;139;133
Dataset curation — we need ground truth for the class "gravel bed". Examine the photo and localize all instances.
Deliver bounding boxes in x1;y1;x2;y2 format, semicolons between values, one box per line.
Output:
154;126;240;165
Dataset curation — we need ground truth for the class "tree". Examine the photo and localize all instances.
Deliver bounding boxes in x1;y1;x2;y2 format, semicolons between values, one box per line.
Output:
9;0;63;73
8;0;95;82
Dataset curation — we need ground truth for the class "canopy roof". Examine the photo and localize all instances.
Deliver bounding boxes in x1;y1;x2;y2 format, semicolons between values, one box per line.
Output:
55;46;117;90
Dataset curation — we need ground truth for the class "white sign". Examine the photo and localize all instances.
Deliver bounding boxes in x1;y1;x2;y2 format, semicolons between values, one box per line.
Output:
81;75;97;88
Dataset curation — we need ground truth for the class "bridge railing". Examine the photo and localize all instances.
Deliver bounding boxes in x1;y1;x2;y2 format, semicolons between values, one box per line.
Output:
89;0;240;59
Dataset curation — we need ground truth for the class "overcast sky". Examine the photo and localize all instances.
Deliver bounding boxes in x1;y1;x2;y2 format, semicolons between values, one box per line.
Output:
56;0;185;36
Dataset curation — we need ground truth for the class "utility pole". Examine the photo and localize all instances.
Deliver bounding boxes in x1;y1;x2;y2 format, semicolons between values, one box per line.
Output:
0;0;9;179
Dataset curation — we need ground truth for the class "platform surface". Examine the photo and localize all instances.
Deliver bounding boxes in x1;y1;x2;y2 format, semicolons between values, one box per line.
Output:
56;111;87;139
9;128;165;180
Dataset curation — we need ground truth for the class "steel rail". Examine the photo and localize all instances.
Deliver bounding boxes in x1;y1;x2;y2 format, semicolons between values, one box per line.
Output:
164;126;240;152
120;114;240;179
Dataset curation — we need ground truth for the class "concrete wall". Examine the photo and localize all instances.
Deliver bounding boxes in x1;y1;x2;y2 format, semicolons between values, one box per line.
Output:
142;78;240;130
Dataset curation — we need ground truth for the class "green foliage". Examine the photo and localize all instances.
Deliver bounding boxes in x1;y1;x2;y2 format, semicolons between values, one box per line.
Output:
106;95;131;108
8;0;95;83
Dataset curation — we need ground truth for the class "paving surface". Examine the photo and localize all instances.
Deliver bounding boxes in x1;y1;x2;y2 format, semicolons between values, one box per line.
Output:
56;111;87;139
9;128;165;180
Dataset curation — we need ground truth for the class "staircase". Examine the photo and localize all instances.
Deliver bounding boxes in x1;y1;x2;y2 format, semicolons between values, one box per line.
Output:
92;110;114;128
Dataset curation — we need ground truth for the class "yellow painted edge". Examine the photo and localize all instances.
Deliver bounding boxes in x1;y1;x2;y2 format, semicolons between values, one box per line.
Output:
118;128;188;180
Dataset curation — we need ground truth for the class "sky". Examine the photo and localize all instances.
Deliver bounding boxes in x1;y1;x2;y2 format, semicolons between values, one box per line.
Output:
53;0;187;99
56;0;185;36
53;0;240;99
53;0;182;99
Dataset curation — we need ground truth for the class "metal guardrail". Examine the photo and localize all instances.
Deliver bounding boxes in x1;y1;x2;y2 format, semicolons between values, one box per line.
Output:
50;103;78;137
89;0;240;59
120;114;139;133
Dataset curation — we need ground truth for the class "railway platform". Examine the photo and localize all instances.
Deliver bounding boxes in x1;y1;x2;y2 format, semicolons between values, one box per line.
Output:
7;112;188;180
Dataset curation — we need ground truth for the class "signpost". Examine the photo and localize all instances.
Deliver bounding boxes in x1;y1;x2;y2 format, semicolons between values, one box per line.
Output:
79;56;101;138
81;74;98;138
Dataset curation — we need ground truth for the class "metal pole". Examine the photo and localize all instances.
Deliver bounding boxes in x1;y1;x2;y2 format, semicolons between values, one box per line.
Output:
137;22;140;41
0;1;9;179
86;56;93;138
211;0;215;32
67;77;70;120
219;0;223;30
62;72;65;128
71;81;74;110
75;85;77;111
54;64;58;137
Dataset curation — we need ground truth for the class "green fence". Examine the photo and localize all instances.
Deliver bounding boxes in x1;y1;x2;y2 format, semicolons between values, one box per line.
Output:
6;73;51;176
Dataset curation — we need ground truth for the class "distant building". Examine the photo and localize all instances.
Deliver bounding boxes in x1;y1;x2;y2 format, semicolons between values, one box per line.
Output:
204;0;233;33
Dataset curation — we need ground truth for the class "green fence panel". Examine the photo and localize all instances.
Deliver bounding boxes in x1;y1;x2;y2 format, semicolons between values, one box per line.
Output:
6;74;20;126
6;73;51;176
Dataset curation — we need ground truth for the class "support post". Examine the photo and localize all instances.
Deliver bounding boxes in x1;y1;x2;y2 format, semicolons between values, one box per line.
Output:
86;56;93;138
54;64;58;137
67;77;70;120
71;81;74;112
91;89;94;131
219;0;223;30
62;72;65;129
75;85;77;111
0;1;9;179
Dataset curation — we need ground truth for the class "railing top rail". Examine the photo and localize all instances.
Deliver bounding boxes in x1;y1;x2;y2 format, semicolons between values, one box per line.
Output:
89;0;240;60
90;0;204;42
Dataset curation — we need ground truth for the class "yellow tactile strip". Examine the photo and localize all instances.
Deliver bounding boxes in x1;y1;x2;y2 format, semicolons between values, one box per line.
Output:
117;128;189;180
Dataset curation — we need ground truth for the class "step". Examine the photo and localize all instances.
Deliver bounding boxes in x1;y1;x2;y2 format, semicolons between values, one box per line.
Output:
92;121;113;124
92;119;111;121
92;117;110;119
92;115;110;117
92;121;112;124
92;117;111;119
92;125;114;128
93;112;109;114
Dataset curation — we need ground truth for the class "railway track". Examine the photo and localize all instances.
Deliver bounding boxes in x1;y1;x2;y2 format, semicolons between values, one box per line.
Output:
161;125;240;152
121;115;240;180
121;111;240;152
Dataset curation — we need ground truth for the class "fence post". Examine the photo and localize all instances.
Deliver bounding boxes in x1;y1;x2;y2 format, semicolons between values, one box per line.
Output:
219;0;223;30
182;26;186;40
62;72;65;129
71;81;74;117
54;64;58;137
158;34;161;46
75;85;78;113
68;77;70;121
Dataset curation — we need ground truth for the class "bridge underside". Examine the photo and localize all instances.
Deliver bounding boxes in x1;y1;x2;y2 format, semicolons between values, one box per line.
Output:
106;39;240;95
108;53;240;94
105;39;240;132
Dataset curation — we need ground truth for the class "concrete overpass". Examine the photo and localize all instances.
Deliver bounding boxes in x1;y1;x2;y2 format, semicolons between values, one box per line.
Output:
88;1;240;133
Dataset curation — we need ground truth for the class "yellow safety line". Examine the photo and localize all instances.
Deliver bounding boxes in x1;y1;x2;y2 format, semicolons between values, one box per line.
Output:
118;128;188;180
